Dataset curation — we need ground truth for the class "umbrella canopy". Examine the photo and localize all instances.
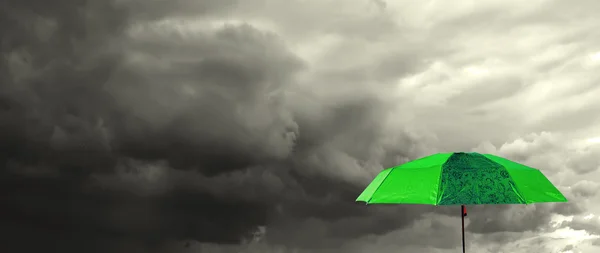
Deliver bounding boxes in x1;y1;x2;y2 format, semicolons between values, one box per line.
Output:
356;152;567;205
355;152;567;253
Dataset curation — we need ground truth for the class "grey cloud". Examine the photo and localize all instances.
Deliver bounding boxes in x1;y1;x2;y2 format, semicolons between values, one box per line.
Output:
570;180;600;198
560;215;600;236
372;50;445;83
472;132;568;175
491;132;560;162
466;205;554;234
371;0;387;10
561;244;574;252
447;75;525;108
117;0;240;20
244;0;399;41
433;0;600;44
341;214;464;251
551;202;585;217
475;231;537;246
533;106;600;135
567;145;600;174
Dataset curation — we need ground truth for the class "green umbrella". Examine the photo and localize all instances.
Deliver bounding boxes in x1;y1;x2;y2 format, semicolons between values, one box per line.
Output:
356;152;567;253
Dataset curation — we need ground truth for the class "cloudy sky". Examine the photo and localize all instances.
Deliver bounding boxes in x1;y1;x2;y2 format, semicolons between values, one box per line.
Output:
1;0;600;252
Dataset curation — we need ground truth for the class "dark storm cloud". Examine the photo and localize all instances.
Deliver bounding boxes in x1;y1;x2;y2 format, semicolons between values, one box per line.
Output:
0;0;431;252
107;21;303;175
0;0;126;172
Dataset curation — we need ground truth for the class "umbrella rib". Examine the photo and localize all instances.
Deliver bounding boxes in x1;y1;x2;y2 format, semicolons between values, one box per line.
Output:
366;168;395;204
434;154;454;205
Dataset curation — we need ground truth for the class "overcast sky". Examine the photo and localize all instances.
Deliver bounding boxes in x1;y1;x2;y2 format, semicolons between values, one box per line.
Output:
1;0;600;252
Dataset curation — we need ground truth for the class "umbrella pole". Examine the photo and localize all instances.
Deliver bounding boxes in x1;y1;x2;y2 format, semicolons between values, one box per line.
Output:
461;205;466;253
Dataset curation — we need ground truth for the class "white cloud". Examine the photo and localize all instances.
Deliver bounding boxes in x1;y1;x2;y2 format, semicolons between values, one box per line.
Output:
587;137;600;144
